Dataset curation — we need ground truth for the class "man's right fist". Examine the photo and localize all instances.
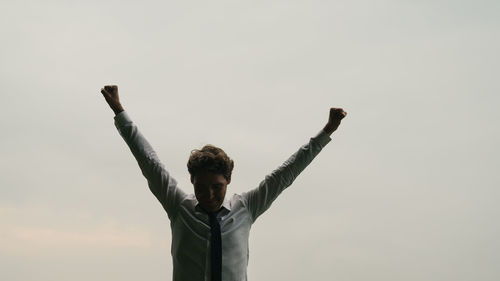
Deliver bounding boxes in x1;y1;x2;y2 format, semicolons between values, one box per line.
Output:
100;85;124;115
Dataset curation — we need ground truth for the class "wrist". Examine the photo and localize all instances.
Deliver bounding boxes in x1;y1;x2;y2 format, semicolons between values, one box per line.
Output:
113;104;124;115
322;124;335;136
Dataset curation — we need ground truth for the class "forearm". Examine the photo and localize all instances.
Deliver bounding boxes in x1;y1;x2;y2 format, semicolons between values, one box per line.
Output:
273;130;332;185
243;129;331;220
114;111;159;167
114;111;186;218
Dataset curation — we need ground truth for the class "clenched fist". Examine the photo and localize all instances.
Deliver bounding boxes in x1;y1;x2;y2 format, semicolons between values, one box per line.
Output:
323;108;347;136
100;85;124;115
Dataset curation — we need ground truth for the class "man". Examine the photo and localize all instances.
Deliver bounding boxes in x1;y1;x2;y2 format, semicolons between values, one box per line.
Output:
100;85;346;281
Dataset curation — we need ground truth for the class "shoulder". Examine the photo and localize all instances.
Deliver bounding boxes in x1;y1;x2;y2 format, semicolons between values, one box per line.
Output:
180;193;197;208
226;193;250;210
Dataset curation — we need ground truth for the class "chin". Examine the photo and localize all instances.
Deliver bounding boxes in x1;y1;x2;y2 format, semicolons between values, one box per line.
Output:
204;203;221;212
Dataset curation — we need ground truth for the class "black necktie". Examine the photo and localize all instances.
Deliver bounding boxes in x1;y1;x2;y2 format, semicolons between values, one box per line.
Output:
208;211;222;281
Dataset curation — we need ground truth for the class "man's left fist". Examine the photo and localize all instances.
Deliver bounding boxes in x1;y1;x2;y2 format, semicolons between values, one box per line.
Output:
323;107;347;135
329;108;347;121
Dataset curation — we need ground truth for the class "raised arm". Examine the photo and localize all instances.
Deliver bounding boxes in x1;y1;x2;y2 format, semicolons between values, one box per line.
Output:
242;108;346;221
100;85;186;219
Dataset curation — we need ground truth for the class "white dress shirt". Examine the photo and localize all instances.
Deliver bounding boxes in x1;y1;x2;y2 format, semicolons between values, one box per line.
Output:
114;111;331;281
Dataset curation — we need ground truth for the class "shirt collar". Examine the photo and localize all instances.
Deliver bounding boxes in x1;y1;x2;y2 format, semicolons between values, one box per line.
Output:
195;198;232;213
221;198;232;211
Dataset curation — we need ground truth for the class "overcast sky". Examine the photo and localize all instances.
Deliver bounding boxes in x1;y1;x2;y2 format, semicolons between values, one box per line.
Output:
1;0;499;280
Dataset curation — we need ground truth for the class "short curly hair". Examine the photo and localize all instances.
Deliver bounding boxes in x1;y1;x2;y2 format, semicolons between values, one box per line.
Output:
187;144;234;182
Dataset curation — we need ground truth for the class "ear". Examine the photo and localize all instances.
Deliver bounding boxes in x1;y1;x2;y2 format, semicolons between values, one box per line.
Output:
190;175;194;184
226;176;231;185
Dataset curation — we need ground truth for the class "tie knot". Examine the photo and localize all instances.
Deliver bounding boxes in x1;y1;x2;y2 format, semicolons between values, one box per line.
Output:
208;208;222;218
208;211;218;222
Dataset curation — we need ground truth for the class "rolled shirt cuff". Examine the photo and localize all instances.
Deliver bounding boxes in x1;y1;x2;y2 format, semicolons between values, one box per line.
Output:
314;129;332;147
114;110;132;128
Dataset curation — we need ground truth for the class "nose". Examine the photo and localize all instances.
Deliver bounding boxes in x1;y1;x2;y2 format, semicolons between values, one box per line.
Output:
208;188;215;200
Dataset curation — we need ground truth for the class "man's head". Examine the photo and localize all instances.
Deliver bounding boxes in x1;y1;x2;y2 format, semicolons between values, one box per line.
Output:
187;145;234;213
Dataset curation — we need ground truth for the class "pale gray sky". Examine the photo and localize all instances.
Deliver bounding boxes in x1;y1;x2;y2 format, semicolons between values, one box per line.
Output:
1;0;499;280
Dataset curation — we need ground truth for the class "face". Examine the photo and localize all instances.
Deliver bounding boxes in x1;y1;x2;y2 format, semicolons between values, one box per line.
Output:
191;170;230;213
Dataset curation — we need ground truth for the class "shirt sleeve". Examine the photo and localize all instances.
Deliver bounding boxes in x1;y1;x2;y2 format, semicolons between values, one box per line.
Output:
114;111;187;220
242;130;332;222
